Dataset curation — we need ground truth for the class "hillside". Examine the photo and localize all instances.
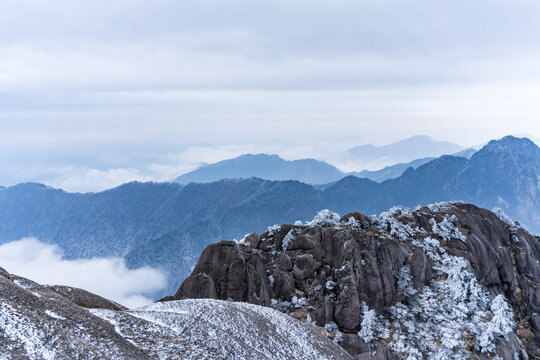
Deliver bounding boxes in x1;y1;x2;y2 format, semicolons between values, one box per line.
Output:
0;136;537;299
0;267;350;359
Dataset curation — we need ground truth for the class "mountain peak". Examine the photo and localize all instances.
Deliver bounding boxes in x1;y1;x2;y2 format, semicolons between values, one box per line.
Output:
473;135;540;162
485;135;538;150
237;153;282;160
397;134;433;142
9;182;58;191
347;135;464;166
175;153;344;185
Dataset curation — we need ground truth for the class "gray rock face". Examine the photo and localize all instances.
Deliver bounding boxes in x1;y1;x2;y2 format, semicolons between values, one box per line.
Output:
173;203;540;359
0;267;352;360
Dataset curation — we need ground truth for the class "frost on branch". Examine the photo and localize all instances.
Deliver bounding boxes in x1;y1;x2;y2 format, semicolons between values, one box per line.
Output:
305;209;341;227
492;207;520;243
492;207;520;228
476;295;516;353
357;207;516;359
282;229;300;252
396;266;417;296
429;215;467;242
357;302;378;343
267;224;281;236
422;201;464;213
374;206;422;241
342;216;362;230
325;278;337;291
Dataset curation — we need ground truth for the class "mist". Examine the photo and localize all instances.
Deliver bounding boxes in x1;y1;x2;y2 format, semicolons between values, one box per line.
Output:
0;237;167;308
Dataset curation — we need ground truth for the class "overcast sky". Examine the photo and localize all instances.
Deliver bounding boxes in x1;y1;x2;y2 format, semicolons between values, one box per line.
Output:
1;0;540;192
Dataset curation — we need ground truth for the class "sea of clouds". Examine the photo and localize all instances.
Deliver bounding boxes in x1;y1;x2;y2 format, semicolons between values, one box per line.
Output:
0;237;167;308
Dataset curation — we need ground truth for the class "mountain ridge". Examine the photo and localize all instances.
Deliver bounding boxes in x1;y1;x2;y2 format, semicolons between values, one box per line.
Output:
174;144;476;185
175;153;346;185
0;136;537;299
346;134;464;165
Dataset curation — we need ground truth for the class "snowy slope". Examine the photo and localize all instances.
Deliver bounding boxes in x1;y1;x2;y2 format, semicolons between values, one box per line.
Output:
0;267;352;360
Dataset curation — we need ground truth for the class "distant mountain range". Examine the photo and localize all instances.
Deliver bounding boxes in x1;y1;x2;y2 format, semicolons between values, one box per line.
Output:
346;134;465;165
175;137;476;184
175;154;344;184
0;136;537;299
349;147;476;183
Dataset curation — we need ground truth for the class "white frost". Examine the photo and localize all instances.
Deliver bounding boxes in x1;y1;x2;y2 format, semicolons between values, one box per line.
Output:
306;209;341;227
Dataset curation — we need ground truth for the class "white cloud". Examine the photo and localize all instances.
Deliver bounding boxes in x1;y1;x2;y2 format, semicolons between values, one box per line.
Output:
1;1;540;190
0;238;167;308
49;167;155;193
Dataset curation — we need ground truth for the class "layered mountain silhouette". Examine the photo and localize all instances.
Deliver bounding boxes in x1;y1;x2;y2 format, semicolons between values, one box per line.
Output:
0;136;537;298
175;154;345;184
349;157;442;182
346;134;465;165
174;140;475;184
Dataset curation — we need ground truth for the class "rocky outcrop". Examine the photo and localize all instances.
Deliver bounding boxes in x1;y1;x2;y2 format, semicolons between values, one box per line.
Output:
172;203;540;359
0;267;352;360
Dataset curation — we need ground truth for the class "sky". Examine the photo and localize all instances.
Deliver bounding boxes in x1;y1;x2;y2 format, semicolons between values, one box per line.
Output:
1;0;540;192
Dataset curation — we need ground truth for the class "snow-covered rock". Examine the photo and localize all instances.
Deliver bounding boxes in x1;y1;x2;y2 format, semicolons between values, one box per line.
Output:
0;267;352;359
175;203;540;359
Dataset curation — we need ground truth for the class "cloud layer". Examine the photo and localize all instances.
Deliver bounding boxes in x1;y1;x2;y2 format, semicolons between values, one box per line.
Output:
1;1;540;191
0;238;167;308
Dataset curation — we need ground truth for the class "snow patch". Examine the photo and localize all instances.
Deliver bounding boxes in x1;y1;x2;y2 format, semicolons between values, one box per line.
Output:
45;310;65;320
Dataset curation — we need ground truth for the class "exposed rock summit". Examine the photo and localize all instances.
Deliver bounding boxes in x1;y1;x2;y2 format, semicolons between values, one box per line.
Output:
172;202;540;359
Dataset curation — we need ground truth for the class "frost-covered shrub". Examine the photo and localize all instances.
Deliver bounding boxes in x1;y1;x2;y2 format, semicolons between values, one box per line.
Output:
411;236;445;262
476;295;516;353
270;296;307;313
324;321;339;332
235;233;252;245
306;209;341;227
341;216;361;230
325;278;337;291
270;298;292;313
291;296;306;309
282;229;300;252
324;321;343;343
357;302;378;342
358;235;516;359
267;224;281;236
423;201;463;213
429;216;467;242
396;266;417;296
492;208;519;227
374;206;420;240
492;207;520;243
333;330;343;344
